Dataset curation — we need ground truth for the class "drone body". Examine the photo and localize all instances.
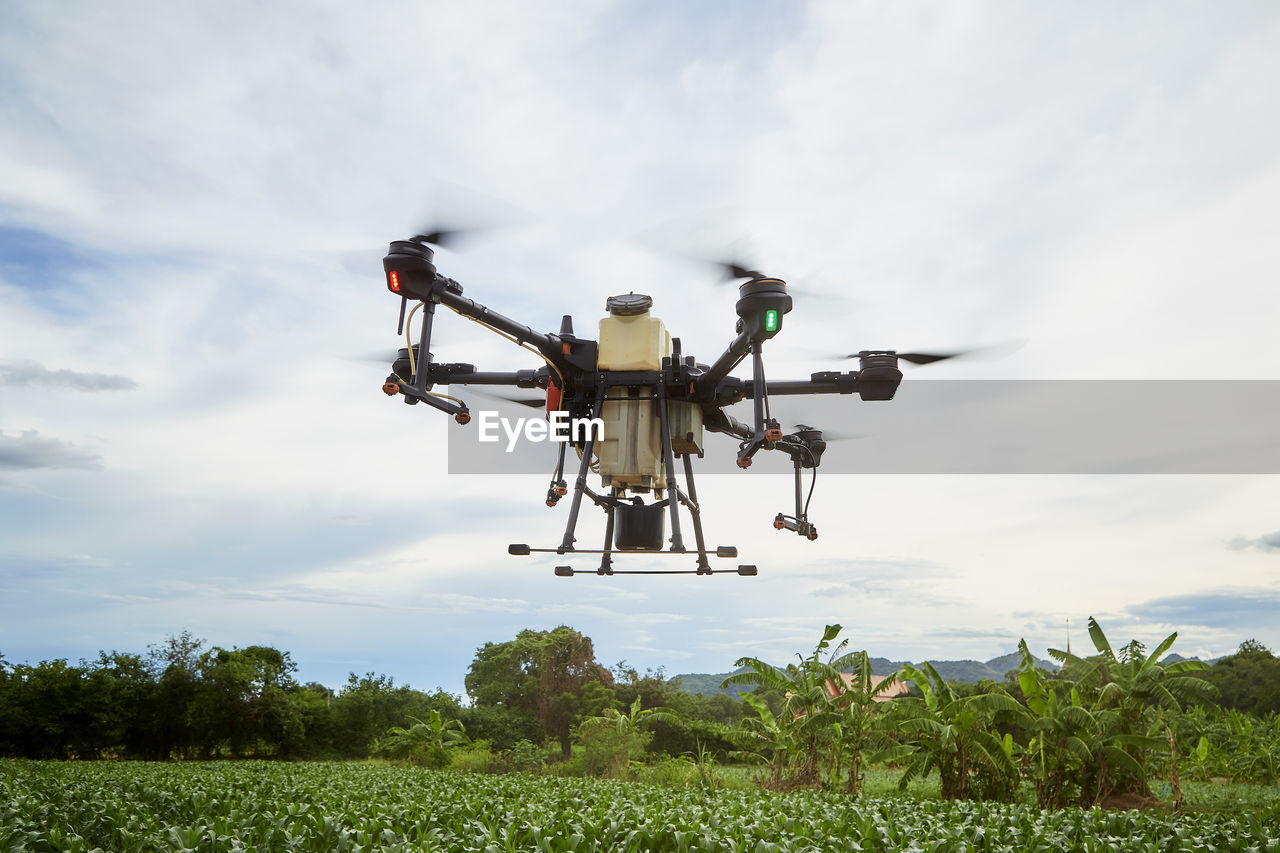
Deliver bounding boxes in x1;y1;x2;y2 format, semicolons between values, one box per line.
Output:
379;235;928;576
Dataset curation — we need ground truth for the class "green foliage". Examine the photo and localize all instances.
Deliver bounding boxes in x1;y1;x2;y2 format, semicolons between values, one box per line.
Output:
448;739;497;773
1047;617;1215;801
2;760;1277;852
891;661;1027;801
5;621;1280;812
573;696;678;779
576;725;652;778
0;634;467;762
505;739;548;774
375;708;468;768
465;626;612;759
723;624;846;788
830;650;905;795
1200;639;1280;716
458;702;544;751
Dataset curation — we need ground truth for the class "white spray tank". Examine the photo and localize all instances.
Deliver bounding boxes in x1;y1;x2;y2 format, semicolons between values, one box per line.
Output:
594;294;670;492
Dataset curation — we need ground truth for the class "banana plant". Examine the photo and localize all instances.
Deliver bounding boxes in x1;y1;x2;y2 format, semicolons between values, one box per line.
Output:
576;696;681;737
723;624;857;788
724;692;797;789
1017;639;1098;807
828;651;908;795
891;661;1029;800
1049;617;1214;797
376;709;468;765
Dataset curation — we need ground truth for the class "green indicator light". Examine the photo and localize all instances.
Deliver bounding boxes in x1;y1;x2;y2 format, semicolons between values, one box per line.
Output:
764;309;778;332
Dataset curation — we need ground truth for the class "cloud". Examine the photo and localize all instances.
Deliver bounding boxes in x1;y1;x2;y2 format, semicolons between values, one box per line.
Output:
929;627;1019;640
0;429;100;470
2;2;1280;691
0;361;137;391
222;584;530;615
1227;531;1280;553
804;558;957;604
1126;590;1280;629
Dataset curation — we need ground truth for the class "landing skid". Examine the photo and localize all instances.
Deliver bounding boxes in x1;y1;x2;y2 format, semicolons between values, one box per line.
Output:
508;543;756;576
510;384;757;576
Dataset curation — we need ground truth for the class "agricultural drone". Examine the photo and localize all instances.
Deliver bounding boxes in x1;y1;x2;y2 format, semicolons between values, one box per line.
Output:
379;233;962;576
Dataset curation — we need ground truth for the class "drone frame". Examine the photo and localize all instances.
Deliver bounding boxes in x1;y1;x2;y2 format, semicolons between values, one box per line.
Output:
379;237;905;576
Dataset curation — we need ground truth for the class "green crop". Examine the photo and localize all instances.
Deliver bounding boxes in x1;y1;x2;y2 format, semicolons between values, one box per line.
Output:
2;760;1278;852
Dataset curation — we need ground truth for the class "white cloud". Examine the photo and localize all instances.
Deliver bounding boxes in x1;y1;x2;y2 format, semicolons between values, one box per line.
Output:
1;1;1278;689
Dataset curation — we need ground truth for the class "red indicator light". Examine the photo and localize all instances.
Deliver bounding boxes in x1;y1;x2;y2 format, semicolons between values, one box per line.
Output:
388;270;401;292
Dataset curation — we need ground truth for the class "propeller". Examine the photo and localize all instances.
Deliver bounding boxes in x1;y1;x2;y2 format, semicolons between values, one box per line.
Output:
707;256;861;310
899;351;965;366
463;387;546;409
818;341;1022;366
715;258;770;283
791;424;863;442
406;223;491;251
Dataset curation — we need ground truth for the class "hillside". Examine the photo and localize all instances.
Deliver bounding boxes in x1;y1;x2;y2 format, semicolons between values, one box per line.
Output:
672;651;1059;696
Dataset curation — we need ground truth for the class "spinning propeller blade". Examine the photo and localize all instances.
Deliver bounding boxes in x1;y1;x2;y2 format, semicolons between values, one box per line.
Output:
409;224;493;250
716;259;768;282
896;351;964;365
464;387;545;409
819;343;1019;365
792;424;863;442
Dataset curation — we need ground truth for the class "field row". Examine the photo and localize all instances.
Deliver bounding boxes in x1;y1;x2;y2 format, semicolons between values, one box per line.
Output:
3;761;1279;852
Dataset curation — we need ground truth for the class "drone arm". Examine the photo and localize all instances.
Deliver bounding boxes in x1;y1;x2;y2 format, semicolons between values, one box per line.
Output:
699;328;753;393
742;372;860;397
742;359;903;400
703;408;753;440
423;366;545;389
434;284;564;368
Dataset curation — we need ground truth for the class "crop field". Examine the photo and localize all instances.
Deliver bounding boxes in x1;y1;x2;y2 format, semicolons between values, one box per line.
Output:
3;761;1278;853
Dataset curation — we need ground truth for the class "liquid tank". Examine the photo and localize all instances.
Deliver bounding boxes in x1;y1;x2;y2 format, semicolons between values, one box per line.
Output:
594;294;670;491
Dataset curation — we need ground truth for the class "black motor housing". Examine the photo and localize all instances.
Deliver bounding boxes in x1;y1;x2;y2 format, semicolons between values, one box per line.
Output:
856;351;904;401
383;240;438;300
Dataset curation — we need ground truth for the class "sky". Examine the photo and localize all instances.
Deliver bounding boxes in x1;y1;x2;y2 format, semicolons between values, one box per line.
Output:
2;1;1279;696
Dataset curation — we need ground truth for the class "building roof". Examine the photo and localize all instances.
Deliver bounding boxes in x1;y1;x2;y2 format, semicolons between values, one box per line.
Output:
825;672;910;702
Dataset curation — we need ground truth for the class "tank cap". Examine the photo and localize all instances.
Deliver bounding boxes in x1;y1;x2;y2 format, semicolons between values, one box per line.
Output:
606;293;653;316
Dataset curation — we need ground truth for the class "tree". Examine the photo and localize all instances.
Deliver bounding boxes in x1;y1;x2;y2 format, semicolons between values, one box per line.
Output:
465;626;612;759
331;673;459;758
193;645;300;757
1201;640;1280;716
86;651;158;759
148;632;206;759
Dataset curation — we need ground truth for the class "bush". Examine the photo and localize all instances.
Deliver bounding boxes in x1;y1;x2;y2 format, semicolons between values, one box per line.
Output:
578;728;651;779
637;755;699;788
506;739;547;774
410;742;450;769
449;739;497;773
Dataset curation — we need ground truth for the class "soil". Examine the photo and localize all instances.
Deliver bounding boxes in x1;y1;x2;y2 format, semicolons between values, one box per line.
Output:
1098;791;1162;811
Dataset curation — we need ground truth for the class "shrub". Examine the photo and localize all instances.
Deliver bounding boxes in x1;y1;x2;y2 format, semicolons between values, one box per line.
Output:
506;739;547;774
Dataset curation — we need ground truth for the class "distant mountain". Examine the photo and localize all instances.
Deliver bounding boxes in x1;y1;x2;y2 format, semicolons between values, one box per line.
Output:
672;651;1059;696
1161;653;1224;666
669;667;756;697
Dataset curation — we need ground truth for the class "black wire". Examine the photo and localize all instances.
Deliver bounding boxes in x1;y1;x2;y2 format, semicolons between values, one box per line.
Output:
760;357;772;422
801;445;817;518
